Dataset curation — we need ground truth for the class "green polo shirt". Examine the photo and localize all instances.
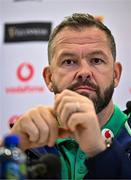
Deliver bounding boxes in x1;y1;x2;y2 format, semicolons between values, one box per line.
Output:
56;105;129;179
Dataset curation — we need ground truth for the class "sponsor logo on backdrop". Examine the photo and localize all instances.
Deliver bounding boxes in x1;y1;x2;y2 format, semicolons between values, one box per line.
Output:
4;22;52;43
17;63;34;82
8;115;21;128
5;62;44;93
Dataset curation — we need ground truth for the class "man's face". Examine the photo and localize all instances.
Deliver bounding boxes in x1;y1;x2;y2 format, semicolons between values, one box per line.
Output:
44;27;121;113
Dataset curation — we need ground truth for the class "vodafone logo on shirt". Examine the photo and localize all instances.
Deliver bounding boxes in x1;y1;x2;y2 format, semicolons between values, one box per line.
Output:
5;62;44;94
17;63;34;82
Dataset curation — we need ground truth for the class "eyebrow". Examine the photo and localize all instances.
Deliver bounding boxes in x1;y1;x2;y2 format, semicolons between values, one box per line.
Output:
58;52;77;60
59;50;108;59
86;50;108;59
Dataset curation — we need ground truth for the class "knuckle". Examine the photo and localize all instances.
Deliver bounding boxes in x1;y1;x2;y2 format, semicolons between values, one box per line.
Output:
64;103;70;111
70;113;77;121
33;129;39;138
31;108;38;114
37;105;45;111
62;96;68;103
63;89;68;94
43;124;49;134
19;116;29;128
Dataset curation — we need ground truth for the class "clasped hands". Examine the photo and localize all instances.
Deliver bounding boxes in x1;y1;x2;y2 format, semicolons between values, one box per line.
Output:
10;89;106;157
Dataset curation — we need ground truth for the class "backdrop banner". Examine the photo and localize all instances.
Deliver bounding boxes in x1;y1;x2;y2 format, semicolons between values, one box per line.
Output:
0;0;131;137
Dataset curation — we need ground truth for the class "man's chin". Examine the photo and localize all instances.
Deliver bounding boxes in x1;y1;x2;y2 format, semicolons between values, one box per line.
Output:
75;91;96;105
75;90;90;98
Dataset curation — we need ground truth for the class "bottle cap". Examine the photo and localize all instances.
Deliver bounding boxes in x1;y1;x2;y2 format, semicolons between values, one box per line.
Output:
4;134;20;147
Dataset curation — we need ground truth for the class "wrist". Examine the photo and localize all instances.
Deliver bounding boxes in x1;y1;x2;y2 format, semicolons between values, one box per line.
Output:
89;137;113;158
87;142;106;158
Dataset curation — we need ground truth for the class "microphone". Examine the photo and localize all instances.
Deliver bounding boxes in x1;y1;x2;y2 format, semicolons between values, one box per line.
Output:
27;153;61;179
126;101;131;113
123;101;131;115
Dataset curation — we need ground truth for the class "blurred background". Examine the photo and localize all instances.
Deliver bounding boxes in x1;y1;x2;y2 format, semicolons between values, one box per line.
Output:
0;0;131;137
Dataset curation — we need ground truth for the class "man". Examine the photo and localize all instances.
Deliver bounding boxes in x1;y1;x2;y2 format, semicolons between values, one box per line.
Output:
10;13;131;179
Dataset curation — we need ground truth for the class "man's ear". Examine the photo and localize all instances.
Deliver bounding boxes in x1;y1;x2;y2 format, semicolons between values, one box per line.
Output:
42;66;53;92
114;62;122;88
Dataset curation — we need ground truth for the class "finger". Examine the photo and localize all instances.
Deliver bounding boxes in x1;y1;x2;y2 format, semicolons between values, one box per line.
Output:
0;138;3;147
55;89;92;115
10;116;40;150
19;114;40;143
55;96;74;128
59;102;80;128
67;112;99;132
55;94;81;127
38;106;59;146
56;99;88;129
55;89;78;109
29;108;50;145
67;113;89;132
55;96;70;115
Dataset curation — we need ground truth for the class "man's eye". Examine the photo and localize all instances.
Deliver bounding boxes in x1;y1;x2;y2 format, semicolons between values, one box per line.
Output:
62;59;75;65
91;58;104;64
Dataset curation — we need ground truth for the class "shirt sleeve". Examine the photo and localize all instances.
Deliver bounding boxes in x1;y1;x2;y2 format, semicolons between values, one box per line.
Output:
84;140;131;179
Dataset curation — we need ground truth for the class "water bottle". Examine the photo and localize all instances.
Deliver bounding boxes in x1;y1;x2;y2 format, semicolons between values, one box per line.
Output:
0;134;27;179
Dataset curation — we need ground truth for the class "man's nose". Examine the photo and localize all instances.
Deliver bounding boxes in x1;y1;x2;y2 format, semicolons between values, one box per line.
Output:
76;62;92;81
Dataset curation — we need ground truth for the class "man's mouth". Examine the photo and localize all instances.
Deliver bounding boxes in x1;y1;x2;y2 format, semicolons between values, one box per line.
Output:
67;79;98;94
74;86;96;94
74;86;96;92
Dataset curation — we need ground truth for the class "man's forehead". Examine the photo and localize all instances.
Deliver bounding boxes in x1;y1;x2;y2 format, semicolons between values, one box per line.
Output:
52;26;108;48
